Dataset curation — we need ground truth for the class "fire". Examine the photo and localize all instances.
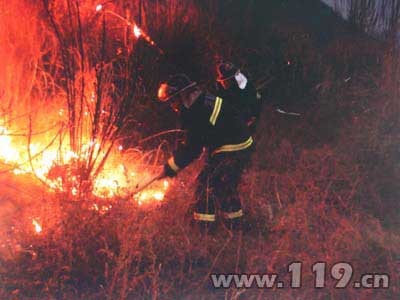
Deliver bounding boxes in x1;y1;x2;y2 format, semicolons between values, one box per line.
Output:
132;24;164;54
32;219;42;233
0;126;20;163
0;119;169;207
133;24;142;38
0;2;169;215
136;190;164;206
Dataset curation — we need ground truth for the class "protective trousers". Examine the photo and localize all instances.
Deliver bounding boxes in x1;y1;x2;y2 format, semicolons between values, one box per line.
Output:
193;149;251;228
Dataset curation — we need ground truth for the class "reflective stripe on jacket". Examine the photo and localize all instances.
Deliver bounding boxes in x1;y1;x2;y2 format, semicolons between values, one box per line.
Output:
168;92;253;172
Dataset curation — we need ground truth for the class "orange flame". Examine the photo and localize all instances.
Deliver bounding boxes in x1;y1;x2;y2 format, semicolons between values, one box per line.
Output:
0;1;169;228
0;119;169;207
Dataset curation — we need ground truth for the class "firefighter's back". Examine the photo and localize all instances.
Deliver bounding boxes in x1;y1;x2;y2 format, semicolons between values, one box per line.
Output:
182;92;254;156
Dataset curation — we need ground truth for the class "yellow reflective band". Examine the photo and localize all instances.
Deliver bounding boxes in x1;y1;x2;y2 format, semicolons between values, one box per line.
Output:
193;212;216;222
223;209;243;219
213;137;253;155
167;157;180;172
209;97;223;126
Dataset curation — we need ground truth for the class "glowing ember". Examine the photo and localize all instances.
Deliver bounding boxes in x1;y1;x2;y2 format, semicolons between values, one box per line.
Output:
32;219;42;233
153;192;164;201
133;24;142;38
95;4;103;12
136;191;163;206
135;179;169;206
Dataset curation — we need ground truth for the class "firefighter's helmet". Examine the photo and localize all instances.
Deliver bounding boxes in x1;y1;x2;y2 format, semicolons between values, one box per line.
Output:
216;62;239;82
157;74;197;102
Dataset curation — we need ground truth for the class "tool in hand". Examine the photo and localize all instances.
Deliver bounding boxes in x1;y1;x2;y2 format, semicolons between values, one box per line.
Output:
130;170;165;197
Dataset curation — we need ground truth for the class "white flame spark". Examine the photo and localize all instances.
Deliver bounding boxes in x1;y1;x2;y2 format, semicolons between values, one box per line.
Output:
133;25;142;38
32;219;42;233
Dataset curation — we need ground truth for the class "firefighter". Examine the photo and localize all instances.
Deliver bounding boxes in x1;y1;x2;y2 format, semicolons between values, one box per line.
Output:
216;62;262;133
157;74;253;232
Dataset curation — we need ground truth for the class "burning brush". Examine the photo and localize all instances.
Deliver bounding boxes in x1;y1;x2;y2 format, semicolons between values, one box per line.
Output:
95;3;164;54
0;118;170;207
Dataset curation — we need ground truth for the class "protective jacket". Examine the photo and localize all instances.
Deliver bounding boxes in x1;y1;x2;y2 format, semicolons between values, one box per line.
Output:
165;92;253;175
217;81;262;129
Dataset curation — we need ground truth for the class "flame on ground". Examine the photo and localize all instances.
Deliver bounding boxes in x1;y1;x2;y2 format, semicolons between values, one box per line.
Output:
0;119;169;208
0;1;169;217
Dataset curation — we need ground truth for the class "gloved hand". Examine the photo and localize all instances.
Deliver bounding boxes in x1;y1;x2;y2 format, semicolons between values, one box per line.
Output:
163;163;178;178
